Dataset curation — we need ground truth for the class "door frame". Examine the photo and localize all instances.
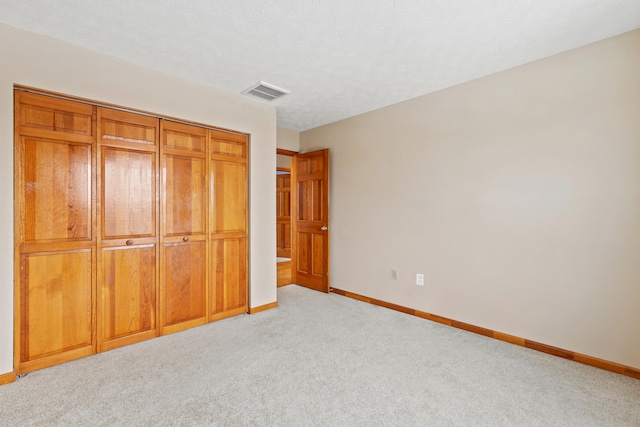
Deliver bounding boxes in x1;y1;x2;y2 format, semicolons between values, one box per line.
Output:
277;148;331;293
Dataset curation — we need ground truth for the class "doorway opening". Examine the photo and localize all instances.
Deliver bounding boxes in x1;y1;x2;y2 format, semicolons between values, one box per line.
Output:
276;149;296;287
276;147;331;293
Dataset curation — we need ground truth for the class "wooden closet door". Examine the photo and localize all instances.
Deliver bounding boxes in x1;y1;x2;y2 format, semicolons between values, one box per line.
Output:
97;108;159;352
209;130;248;321
15;91;97;374
160;120;208;334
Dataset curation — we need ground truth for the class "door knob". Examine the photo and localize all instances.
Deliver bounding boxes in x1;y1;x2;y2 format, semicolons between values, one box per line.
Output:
320;226;328;231
183;236;189;242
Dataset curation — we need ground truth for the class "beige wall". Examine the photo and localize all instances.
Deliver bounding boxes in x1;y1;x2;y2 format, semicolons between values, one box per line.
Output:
0;23;277;375
276;154;291;169
301;29;640;368
276;127;300;152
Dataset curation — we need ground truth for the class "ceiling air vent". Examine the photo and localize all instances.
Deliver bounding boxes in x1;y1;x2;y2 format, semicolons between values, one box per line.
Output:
242;81;290;102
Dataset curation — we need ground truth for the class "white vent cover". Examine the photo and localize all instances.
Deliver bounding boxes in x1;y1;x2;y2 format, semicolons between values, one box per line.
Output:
242;81;290;102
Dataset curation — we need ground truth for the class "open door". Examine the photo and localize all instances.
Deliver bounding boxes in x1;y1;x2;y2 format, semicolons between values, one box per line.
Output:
291;149;330;293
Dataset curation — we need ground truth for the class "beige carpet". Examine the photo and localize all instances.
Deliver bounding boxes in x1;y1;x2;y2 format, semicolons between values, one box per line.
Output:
1;284;639;426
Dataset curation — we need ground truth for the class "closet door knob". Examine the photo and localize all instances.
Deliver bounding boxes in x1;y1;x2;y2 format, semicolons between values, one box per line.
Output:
125;240;133;246
320;226;328;231
183;236;189;242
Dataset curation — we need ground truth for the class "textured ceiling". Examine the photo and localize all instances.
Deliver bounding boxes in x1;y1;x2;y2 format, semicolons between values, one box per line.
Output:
1;1;639;131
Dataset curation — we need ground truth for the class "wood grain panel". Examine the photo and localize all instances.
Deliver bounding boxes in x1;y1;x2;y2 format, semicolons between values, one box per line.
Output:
210;238;247;316
161;120;207;153
164;155;206;236
18;91;93;138
99;108;157;147
99;245;156;350
21;138;91;243
276;175;291;216
162;241;206;328
297;181;310;221
312;180;323;222
20;250;93;363
211;162;247;233
276;223;291;258
331;288;640;381
210;137;246;158
102;147;156;239
311;233;324;276
276;174;291;258
297;232;309;273
296;158;310;175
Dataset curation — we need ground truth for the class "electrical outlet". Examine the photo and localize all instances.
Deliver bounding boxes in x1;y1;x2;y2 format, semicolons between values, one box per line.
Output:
391;269;398;280
416;273;424;286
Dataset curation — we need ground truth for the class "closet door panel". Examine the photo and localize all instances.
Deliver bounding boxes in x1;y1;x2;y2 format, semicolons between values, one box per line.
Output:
15;90;97;375
20;138;92;243
19;249;94;371
160;120;208;334
163;123;207;153
99;110;157;148
164;155;206;236
210;130;247;159
102;147;156;239
209;131;248;321
210;237;247;320
97;108;159;351
161;241;207;332
99;245;156;351
211;161;246;234
17;91;94;141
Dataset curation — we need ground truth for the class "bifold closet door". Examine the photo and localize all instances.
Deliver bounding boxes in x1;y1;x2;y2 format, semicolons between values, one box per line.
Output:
14;91;97;374
209;130;248;321
97;108;159;352
15;88;250;375
160;120;208;335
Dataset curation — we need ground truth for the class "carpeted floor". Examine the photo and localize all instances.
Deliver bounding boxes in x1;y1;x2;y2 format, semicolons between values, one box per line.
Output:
1;285;639;426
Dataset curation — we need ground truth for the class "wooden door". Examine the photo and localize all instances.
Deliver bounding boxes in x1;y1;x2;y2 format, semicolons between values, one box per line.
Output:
97;108;159;352
160;120;208;334
291;149;330;293
276;174;292;258
209;130;248;321
14;91;97;374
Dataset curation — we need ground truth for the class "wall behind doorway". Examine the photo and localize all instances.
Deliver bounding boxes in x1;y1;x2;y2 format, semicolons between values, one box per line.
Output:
277;128;300;152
